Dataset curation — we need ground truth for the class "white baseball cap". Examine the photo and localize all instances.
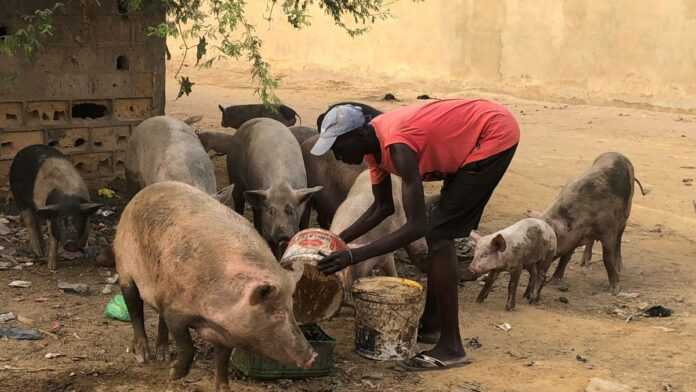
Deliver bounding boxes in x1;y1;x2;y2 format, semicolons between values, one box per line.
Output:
310;105;366;156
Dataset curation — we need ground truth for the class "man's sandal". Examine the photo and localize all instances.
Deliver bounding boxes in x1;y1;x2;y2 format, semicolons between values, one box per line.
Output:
398;352;472;372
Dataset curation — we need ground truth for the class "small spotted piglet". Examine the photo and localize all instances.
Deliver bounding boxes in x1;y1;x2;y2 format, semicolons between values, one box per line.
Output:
468;218;557;311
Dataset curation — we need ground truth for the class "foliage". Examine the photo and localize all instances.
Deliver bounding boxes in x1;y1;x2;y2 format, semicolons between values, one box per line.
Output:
0;0;414;103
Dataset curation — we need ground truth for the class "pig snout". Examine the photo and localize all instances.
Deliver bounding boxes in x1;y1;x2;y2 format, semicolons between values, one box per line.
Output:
468;263;482;275
267;321;317;369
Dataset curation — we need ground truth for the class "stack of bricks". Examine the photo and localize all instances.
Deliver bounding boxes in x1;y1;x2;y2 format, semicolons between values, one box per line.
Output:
0;0;165;189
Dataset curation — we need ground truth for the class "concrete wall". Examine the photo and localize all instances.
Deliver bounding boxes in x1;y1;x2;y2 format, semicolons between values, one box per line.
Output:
0;0;165;188
246;0;696;112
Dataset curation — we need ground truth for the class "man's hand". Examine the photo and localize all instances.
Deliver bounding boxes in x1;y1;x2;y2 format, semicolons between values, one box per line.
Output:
318;250;355;274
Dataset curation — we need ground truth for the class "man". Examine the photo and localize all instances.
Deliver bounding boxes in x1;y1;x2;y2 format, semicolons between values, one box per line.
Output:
312;99;519;371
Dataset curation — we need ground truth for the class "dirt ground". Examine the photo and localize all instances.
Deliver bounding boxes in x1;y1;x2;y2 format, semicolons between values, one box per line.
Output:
1;60;695;392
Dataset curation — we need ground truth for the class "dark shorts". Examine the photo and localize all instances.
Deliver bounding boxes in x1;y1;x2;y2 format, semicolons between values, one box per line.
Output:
427;144;518;241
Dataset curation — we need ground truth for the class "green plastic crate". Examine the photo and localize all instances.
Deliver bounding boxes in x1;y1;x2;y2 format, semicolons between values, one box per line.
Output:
231;324;335;380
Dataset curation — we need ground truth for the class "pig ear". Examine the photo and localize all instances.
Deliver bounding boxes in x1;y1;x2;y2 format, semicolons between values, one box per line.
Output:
469;230;483;243
280;258;305;285
80;203;103;215
249;284;277;306
36;205;60;219
492;233;507;253
294;186;323;205
218;104;224;113
244;189;269;207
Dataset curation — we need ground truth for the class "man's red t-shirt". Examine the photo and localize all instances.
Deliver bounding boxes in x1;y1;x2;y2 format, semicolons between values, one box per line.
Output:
364;99;520;184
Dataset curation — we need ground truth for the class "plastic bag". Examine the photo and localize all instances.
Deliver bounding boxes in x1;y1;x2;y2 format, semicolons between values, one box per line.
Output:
104;294;130;321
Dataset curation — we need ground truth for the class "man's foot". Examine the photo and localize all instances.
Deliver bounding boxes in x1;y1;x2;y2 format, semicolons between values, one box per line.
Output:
399;351;471;372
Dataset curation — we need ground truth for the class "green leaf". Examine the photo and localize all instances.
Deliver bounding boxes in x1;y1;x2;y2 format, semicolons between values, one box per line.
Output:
195;36;207;65
177;76;195;99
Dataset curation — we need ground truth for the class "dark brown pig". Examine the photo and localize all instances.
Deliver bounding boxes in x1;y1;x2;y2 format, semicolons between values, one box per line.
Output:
218;103;299;129
289;126;318;145
9;145;101;270
300;134;366;229
542;152;646;293
315;101;382;130
114;181;315;391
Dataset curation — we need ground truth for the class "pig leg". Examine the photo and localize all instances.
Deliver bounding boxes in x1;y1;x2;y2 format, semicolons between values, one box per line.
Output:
214;345;232;392
299;201;311;230
549;253;572;284
125;170;141;198
232;185;245;214
581;241;594;267
476;271;500;303
155;315;170;361
20;210;45;257
615;227;625;273
524;264;542;304
46;230;58;271
505;268;522;311
122;281;150;363
600;234;621;295
164;313;195;379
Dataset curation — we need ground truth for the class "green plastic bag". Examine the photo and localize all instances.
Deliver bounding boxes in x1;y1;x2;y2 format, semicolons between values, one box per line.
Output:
104;294;130;321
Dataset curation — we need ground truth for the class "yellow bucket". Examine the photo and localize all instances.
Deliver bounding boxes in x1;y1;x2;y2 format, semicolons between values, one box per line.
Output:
351;277;425;361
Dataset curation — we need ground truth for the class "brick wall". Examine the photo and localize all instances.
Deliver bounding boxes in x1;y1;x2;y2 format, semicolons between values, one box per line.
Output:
0;0;166;189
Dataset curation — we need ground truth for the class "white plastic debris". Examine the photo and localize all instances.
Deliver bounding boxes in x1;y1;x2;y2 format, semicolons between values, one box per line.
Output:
496;323;512;332
9;280;32;288
105;274;119;285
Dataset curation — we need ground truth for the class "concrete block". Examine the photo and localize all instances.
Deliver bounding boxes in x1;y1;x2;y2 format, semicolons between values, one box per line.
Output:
71;152;113;179
133;72;154;97
0;102;23;128
0;131;44;160
25;101;69;126
113;98;151;121
90;126;129;151
92;72;132;98
113;151;126;175
46;128;90;154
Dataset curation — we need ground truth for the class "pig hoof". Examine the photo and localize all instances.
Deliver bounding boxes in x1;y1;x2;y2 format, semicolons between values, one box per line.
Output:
132;341;151;363
169;365;189;380
610;285;621;296
505;303;516;311
155;345;170;361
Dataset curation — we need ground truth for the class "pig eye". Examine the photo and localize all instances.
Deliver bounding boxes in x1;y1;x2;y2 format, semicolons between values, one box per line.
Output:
285;205;293;215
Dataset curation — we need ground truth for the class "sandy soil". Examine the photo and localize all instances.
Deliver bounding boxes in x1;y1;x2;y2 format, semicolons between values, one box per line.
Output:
1;60;695;392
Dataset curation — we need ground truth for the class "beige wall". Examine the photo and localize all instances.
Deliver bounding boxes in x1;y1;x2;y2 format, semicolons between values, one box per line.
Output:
245;0;696;111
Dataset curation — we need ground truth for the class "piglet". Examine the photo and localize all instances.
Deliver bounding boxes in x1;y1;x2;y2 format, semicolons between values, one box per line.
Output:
469;218;557;311
114;181;315;391
9;145;102;270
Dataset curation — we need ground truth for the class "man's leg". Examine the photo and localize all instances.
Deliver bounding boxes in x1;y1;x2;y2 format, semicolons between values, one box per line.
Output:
422;237;466;361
